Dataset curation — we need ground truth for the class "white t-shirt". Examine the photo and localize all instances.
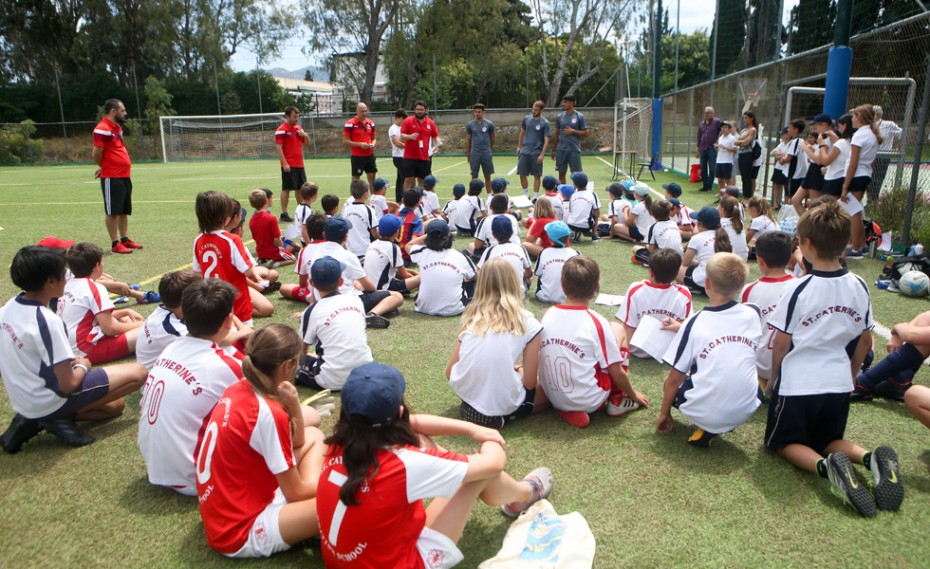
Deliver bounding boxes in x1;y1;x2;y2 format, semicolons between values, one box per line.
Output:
617;280;692;358
663;301;762;433
566;191;600;227
364;239;404;291
767;269;873;396
646;219;683;254
539;305;625;413
137;336;242;494
445;199;476;232
294;239;327;281
478;242;531;294
849;127;878;178
284;202;313;242
342;201;376;256
534;247;581;303
388;124;404;158
540;193;564;221
741;274;795;379
716;133;737;164
721;218;749;260
449;310;543;416
57;277;115;357
475;213;522;247
686;230;718;287
749;216;779;239
0;295;75;418
137;305;189;371
877;120;902;152
309;241;367;299
607;198;626;221
410;247;476;316
788;138;808;180
773;140;791;174
423;191;441;217
370;194;389;221
824;139;851;181
630;200;657;238
753;137;767;167
300;293;374;390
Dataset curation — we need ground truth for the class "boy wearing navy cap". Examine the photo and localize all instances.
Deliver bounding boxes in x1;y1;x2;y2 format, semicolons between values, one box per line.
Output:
565;171;600;241
478;216;533;295
364;214;421;295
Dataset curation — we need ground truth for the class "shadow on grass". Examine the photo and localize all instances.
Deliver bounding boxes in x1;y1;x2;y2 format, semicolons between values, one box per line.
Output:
645;417;752;475
0;435;67;480
119;476;197;516
178;516;328;567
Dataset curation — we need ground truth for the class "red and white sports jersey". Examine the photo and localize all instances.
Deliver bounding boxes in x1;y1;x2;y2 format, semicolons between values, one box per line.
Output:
533;247;580;304
539;305;624;413
295;239;327;280
344;117;376;157
741;274;794;379
275;121;306;168
138;337;242;492
673;205;694;229
401;116;439;161
93;116;131;178
192;230;254;323
136;305;188;371
57;277;115;357
618;280;692;358
249;209;283;260
196;380;296;555
318;445;468;569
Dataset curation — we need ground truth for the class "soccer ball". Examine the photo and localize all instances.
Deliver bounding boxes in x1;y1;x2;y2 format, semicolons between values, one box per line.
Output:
898;270;930;297
779;216;797;236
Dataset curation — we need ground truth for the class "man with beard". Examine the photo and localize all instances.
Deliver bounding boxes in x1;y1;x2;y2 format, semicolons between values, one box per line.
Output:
516;100;552;198
93;99;143;254
466;103;496;193
400;101;440;190
550;94;587;184
275;106;311;222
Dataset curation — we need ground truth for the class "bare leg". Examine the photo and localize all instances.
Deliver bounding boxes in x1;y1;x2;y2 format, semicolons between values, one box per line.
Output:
370;292;404;316
251;288;275;317
280;189;291;216
75;363;146;421
425;473;533;544
105;215;120;242
905;385;930;430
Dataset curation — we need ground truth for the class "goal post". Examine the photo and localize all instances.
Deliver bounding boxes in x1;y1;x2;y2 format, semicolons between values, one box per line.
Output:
159;113;285;163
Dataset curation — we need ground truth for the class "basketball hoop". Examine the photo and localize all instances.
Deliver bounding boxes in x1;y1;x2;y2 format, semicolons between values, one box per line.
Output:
739;78;768;114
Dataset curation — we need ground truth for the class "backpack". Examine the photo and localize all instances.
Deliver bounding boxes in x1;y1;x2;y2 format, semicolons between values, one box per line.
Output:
751;138;762;160
883;254;930;284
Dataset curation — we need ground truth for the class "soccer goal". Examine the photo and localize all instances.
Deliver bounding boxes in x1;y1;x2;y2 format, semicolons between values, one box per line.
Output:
159;113;285;163
611;98;653;179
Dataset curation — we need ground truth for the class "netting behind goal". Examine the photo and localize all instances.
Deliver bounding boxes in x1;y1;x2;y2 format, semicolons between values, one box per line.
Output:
612;98;653;177
160;113;285;163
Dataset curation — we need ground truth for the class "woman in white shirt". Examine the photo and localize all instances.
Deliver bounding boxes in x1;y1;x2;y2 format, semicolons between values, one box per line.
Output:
820;114;854;198
734;112;758;199
843;104;883;254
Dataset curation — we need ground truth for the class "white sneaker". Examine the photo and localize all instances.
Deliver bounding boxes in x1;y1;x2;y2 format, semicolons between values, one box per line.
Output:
606;396;641;417
501;467;553;517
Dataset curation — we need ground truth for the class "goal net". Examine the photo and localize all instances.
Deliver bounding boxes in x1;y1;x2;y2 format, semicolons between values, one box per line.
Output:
159;113;285;163
611;98;652;178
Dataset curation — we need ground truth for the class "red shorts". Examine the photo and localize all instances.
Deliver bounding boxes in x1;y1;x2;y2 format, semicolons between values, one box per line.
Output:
80;333;130;365
259;248;296;264
289;286;313;303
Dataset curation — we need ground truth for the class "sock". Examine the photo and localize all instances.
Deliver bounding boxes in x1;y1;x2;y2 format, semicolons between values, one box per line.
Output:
857;343;924;390
816;458;829;478
522;187;529;197
120;236;129;243
862;451;873;469
112;240;119;247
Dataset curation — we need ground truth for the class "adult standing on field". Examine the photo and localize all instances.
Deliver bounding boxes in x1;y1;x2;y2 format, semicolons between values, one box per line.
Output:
517;100;551;198
93;98;143;255
400;101;440;190
343;102;377;187
388;109;407;203
274;106;311;222
550;94;587;184
867;105;903;202
466;103;496;193
696;106;722;193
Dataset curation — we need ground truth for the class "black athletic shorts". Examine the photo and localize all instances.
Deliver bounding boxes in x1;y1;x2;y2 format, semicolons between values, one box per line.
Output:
771;170;787;186
847;176;870;193
281;167;307;191
359;290;391;313
101;178;132;216
403;158;431;180
801;164;824;191
821;178;844;197
764;391;850;454
351;155;378;176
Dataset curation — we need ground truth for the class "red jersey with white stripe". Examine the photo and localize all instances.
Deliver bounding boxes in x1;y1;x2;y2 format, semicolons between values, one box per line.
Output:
401;116;439;161
56;277;115;357
344;117;376;157
249;209;282;260
196;380;296;555
93;117;131;178
318;445;468;569
741;274;795;379
275;121;306;167
192;231;254;322
138;336;243;492
617;280;692;358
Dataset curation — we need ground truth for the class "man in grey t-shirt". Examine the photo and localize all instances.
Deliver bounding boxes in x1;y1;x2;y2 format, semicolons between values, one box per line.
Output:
466;103;496;193
550;94;587;183
516;100;552;198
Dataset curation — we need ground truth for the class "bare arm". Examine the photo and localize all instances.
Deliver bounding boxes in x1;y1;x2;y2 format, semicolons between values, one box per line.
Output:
275;144;290;172
516;128;525;153
842;145;861;196
520;334;541;390
446;341;461;380
766;329;792;397
95;310;142;336
656;368;686;432
53;356;92;395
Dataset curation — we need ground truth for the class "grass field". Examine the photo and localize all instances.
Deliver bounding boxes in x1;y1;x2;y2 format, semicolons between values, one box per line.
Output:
1;155;929;568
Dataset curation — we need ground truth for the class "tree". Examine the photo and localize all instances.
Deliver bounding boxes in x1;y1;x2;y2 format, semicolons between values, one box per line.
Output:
787;0;835;55
710;0;747;76
743;0;781;68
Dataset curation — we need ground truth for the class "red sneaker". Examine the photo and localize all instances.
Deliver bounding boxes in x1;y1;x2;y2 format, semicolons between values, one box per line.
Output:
555;409;590;428
111;242;133;254
122;239;143;250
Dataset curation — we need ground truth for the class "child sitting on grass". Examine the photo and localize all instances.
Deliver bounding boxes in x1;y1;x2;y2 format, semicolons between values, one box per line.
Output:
632;199;682;265
283;181;318;249
58;242;145;365
478;216;533;296
656;252;764;448
136;270;203;371
853;309;930;402
539;175;564;220
564;172;601;241
370;178;396;221
678;206;732;295
470;193;522;259
0;246;146;452
447;258;546;429
407;220;477;316
364;214;421;295
321;194;340;218
611;182;654;242
533;221;580;304
249;189;296;268
538;256;649;428
342;179;379;257
443;183;473;235
523;197;558;259
281;213;327;303
719;196;748;260
764;200;902;517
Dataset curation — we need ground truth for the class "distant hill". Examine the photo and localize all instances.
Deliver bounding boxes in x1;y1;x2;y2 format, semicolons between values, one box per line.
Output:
267;64;328;82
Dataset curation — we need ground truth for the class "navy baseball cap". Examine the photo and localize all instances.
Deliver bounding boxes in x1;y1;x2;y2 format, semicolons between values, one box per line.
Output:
373;178;390;191
558;184;575;200
545;221;571;247
662;182;682;197
324;216;353;241
668;197;682;208
378;214;402;236
571;171;588;188
811;113;834;125
469;179;485;193
491;215;514;240
452;183;466;198
310;256;345;288
491;178;509;193
426;219;450;237
542;175;559;191
690;206;721;229
341;362;406;429
778;126;790;135
423;175;438;188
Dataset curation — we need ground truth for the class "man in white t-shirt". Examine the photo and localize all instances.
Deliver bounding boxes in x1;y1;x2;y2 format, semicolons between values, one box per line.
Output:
388;109;407;202
137;279;245;495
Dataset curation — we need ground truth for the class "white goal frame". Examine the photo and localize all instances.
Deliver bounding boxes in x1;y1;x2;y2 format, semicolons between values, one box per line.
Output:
159;112;285;163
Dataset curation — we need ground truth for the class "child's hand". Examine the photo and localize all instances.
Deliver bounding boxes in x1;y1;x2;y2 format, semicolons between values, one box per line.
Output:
656;413;674;433
661;317;681;333
470;425;506;447
631;390;650;408
278;381;301;410
73;356;92;369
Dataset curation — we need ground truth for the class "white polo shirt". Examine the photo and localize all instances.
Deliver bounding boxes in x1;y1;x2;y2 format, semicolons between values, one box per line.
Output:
540;192;564;221
749;216;779;238
630;201;656;238
342;201;376;257
410;247;476;316
741;274;794;379
475;213;522;247
136;305;188;371
566;191;600;227
309;241;367;299
300;293;374;390
721;218;749;260
364;239;404;291
617;280;692;358
57;277;115;357
686;230;718;287
478;242;532;293
534;247;581;303
849;127;878;178
646;220;683;254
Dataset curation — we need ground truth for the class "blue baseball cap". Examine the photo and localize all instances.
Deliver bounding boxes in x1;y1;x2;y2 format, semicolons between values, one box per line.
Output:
811;113;834;125
373;178;390;191
324;216;353;241
545;221;571;247
469;179;485;193
491;215;514;240
378;214;402;236
621;179;636;191
558;184;575;200
632;182;651;197
542;175;559;191
341;362;406;428
690;206;721;229
423;175;438;188
310;256;345;287
452;183;466;198
571;171;588;188
426;219;450;237
668;197;682;208
491;178;509;193
662;182;682;197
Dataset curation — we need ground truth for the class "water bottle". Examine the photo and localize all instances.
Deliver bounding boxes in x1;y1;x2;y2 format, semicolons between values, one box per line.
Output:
916;244;924;256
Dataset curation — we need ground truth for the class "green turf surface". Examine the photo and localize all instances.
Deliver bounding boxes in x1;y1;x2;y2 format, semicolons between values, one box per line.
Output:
1;156;929;567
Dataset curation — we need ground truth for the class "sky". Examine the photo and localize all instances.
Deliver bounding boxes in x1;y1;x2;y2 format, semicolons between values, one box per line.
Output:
229;0;801;74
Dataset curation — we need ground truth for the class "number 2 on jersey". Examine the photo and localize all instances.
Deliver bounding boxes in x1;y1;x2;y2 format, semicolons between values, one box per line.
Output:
202;250;219;279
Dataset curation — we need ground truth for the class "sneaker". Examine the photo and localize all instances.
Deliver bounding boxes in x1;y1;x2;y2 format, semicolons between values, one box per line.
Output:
365;312;390;329
630;254;647;266
555;409;590;428
850;383;874;402
606;395;641;417
501;467;553;517
869;445;904;511
459;402;505;430
111;242;133;254
280;212;294;222
845;246;866;258
572;232;582;242
38;418;95;447
687;428;717;448
1;414;43;454
138;291;160;304
873;380;912;401
825;452;877;517
113;296;129;304
263;281;282;294
122;238;143;249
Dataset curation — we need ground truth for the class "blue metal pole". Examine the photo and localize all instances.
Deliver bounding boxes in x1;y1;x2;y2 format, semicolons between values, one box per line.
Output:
824;0;853;118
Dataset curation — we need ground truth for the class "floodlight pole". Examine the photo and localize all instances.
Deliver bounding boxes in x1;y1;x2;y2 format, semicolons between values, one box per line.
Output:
823;0;853;118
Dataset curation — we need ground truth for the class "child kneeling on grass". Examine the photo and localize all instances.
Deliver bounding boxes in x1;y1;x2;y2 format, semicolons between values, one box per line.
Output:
656;252;764;448
538;256;649;428
317;362;553;568
764;200;902;517
447;258;547;429
1;246;146;452
852;308;930;402
196;324;326;558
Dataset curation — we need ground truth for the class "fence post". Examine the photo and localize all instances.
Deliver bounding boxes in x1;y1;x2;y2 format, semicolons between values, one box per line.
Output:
902;54;930;245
